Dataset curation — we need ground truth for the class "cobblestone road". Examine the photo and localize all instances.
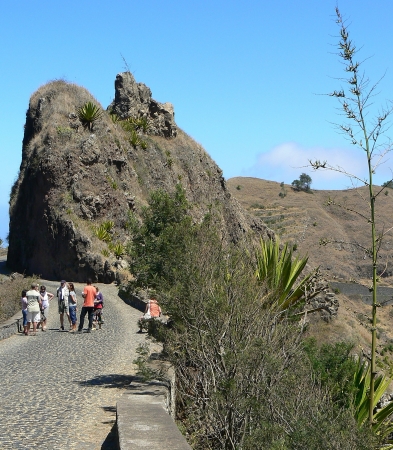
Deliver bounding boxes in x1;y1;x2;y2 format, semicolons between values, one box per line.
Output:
0;281;148;449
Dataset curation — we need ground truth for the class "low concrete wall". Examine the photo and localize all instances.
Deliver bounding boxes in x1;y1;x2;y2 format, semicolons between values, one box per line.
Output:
0;311;22;341
117;365;191;450
118;288;147;313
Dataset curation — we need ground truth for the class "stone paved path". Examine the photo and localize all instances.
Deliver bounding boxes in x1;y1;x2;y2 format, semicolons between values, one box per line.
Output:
0;281;148;449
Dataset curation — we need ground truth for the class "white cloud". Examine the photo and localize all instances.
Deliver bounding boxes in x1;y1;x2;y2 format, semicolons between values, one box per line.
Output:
243;142;393;190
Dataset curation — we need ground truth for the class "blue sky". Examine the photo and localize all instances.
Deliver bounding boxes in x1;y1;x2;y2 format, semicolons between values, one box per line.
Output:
2;0;393;243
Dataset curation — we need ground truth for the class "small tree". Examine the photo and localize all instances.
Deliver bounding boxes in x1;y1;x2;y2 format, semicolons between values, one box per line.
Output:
310;8;393;427
127;183;192;291
382;180;393;189
278;181;287;198
291;173;312;192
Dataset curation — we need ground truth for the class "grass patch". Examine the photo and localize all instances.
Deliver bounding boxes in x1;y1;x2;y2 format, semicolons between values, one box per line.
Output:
0;273;38;321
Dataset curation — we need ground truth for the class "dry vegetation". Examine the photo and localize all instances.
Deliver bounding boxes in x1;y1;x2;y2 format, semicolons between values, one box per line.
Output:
227;177;393;283
0;271;38;322
228;177;393;365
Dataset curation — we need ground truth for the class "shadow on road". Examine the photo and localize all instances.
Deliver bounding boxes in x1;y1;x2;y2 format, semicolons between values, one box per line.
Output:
76;374;134;389
101;423;118;450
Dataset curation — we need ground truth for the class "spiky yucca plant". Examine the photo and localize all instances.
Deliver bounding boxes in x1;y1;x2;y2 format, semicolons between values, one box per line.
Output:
93;225;111;243
353;358;393;448
109;242;125;259
109;113;119;124
77;101;102;130
101;220;114;232
129;129;141;148
255;237;318;310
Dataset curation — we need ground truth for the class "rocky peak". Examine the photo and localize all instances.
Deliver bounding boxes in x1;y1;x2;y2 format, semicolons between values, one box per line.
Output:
108;72;177;138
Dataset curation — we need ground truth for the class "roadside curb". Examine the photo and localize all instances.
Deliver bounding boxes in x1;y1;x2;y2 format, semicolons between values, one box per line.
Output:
0;310;22;341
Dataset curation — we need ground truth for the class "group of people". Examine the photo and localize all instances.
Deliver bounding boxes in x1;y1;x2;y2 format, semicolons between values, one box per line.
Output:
21;278;104;335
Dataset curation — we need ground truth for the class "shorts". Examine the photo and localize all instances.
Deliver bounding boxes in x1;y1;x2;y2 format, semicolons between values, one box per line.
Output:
22;310;28;326
69;305;77;325
41;306;49;321
27;310;40;323
58;301;69;314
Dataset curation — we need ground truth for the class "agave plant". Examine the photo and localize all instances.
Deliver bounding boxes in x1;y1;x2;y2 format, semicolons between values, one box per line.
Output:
102;220;114;232
255;237;318;310
93;225;111;243
77;101;102;130
136;116;150;133
129;129;141;148
109;242;125;259
109;113;119;124
353;358;393;447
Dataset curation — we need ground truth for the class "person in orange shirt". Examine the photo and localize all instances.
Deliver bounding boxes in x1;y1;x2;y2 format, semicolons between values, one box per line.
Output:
77;278;97;333
138;293;162;333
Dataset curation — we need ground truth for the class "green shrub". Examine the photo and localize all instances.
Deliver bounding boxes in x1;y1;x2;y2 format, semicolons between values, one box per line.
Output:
109;113;119;124
129;129;141;148
102;220;114;232
77;101;102;130
124;185;378;449
56;126;73;141
127;184;190;291
106;176;118;190
250;203;265;209
303;338;358;408
93;225;111;243
109;242;125;259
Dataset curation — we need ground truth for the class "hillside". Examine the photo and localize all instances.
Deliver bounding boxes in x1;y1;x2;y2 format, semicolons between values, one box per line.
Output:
227;177;393;283
227;177;393;355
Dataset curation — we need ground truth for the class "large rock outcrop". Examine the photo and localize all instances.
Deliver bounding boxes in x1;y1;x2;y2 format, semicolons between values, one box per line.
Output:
108;72;177;138
7;74;272;282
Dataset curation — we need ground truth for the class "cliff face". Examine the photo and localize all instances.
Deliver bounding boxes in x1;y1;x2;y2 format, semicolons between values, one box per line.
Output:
8;73;271;282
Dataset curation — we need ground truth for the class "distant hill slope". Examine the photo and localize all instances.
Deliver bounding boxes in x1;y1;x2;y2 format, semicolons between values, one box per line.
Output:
227;177;393;283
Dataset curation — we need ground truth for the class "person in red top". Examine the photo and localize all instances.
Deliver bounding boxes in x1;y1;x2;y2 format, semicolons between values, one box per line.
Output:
77;278;97;333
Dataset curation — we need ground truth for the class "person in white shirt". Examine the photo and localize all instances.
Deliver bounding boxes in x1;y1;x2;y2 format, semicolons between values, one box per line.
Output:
39;285;54;331
26;283;41;336
56;280;71;331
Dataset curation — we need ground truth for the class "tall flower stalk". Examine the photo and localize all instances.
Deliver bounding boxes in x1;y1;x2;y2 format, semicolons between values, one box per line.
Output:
311;8;393;425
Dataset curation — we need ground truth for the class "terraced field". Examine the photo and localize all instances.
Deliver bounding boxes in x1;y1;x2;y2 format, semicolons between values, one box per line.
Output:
227;176;393;283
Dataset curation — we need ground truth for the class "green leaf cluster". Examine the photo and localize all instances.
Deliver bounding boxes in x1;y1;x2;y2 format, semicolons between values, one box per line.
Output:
77;101;102;130
93;225;111;242
354;359;393;446
255;237;318;310
291;173;312;192
108;242;125;259
304;338;358;409
127;183;191;290
120;116;149;148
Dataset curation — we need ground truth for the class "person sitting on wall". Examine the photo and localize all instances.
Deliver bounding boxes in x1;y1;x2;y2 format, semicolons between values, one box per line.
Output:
138;293;162;333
